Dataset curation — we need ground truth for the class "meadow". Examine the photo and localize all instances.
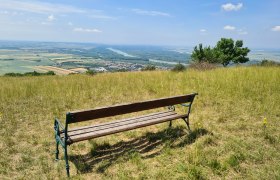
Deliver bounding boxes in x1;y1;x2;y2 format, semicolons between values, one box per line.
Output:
0;66;279;179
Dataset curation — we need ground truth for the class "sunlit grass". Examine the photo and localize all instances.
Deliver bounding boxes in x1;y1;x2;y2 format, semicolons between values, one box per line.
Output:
0;66;279;179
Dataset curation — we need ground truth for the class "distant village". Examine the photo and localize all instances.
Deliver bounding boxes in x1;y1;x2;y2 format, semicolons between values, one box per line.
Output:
34;60;170;75
90;61;169;72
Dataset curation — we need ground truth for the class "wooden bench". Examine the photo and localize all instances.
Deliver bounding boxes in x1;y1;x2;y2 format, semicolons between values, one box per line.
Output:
54;93;198;177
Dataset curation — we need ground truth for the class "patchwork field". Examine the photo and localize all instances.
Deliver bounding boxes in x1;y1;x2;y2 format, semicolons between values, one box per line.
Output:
0;49;94;75
0;44;189;75
32;66;79;75
0;67;279;179
0;49;70;74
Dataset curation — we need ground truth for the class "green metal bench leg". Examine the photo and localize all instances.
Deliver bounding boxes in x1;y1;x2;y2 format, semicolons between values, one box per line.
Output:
169;120;172;127
182;118;191;131
64;146;70;177
55;141;59;160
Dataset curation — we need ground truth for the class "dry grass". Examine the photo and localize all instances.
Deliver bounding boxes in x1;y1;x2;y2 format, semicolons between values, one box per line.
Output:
0;66;279;179
188;62;219;70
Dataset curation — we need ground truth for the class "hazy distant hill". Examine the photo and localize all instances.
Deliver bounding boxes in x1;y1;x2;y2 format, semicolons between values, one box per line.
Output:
0;41;280;74
0;41;192;74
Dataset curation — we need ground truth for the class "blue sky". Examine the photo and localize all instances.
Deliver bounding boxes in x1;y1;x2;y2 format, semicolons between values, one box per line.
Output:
0;0;279;48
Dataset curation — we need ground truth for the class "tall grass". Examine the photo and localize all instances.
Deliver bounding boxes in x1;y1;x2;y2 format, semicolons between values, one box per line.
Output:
0;66;279;179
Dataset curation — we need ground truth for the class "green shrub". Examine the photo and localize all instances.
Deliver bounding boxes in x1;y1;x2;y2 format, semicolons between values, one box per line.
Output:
4;73;24;77
45;71;55;75
4;71;55;77
24;71;41;76
259;59;280;66
141;64;156;71
171;63;186;71
85;70;97;75
116;68;128;72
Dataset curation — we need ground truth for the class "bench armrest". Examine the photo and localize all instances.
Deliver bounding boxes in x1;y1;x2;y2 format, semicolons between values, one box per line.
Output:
180;103;193;117
180;103;190;107
54;118;65;132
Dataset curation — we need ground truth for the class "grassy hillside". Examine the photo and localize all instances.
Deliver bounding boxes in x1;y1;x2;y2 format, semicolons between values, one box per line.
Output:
0;67;279;179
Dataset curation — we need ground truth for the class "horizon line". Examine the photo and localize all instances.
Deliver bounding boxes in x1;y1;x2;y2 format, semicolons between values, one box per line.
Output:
0;39;279;50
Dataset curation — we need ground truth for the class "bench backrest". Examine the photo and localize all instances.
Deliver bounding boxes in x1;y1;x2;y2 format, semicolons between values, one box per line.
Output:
66;93;198;124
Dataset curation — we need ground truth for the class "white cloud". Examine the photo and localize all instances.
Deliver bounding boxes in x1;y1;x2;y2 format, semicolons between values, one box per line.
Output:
47;14;55;21
0;0;86;14
199;29;207;35
68;22;73;26
237;29;248;35
221;3;243;11
224;25;236;30
73;27;102;33
271;26;280;32
131;9;171;17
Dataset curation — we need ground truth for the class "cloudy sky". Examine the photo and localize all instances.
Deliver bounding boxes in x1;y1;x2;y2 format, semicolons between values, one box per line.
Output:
0;0;279;48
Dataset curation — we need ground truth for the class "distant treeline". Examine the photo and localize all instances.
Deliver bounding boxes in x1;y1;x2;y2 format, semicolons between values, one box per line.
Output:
4;71;55;77
258;59;280;66
2;59;279;77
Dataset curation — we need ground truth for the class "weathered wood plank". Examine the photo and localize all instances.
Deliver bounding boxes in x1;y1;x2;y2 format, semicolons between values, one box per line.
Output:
68;93;197;123
68;113;186;143
67;111;180;137
68;111;176;133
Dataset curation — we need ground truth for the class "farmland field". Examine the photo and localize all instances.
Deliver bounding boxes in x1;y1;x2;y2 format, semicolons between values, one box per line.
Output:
0;41;192;74
1;41;280;75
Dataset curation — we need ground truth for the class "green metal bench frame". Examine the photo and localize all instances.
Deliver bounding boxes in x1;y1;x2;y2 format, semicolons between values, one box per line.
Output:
54;93;198;177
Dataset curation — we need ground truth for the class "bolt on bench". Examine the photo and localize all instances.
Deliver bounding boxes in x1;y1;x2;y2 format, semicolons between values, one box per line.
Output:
54;93;198;177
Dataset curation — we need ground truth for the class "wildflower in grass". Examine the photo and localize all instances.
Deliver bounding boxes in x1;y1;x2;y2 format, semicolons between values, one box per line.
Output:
197;122;202;129
262;117;268;137
263;117;267;128
195;122;202;130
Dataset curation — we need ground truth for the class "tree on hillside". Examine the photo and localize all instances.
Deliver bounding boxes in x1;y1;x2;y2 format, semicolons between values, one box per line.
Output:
191;44;216;63
191;44;204;63
191;38;250;67
214;38;250;67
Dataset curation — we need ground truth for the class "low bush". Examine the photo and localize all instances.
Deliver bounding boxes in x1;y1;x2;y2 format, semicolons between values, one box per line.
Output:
259;59;280;66
85;70;97;75
141;64;156;71
172;63;186;71
4;71;55;77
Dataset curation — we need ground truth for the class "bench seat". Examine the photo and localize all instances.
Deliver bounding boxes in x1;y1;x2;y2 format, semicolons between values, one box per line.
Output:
54;93;198;177
63;111;187;144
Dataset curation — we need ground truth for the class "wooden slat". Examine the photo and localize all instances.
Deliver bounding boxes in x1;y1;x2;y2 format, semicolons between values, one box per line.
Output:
68;93;197;123
67;113;186;143
67;111;179;137
68;111;175;133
